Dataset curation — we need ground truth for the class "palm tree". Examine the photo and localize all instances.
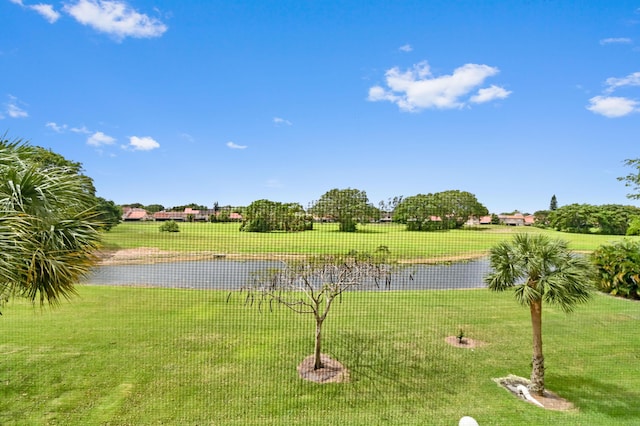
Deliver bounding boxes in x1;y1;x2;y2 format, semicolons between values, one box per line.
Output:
484;233;593;395
0;138;102;311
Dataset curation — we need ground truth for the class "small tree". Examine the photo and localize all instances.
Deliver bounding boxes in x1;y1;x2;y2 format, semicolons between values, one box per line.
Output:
484;234;593;395
242;253;394;370
618;158;640;199
159;220;180;232
549;195;558;211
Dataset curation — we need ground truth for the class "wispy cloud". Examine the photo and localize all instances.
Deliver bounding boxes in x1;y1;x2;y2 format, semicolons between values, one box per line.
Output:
599;37;632;45
399;44;413;52
64;0;167;41
128;136;159;151
273;117;292;126
226;141;247;150
87;131;116;146
587;71;640;117
368;61;510;112
46;121;67;132
587;96;639;118
604;71;640;93
470;85;512;103
70;125;91;134
2;95;28;119
9;0;61;23
264;178;283;188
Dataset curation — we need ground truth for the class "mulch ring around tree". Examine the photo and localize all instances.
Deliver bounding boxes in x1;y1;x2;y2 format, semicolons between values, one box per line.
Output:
444;336;487;349
494;375;576;411
297;354;349;384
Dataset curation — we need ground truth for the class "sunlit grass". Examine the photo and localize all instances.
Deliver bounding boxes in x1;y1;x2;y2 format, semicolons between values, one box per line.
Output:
1;286;638;425
100;222;636;261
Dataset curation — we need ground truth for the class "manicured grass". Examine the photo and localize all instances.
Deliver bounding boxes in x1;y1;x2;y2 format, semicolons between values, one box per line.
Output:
1;286;638;425
101;222;636;261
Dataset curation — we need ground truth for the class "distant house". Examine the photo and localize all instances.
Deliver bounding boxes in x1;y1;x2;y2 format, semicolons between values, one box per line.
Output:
498;213;535;226
122;207;151;221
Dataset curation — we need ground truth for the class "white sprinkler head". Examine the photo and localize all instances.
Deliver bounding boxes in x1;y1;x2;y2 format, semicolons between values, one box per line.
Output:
459;416;479;426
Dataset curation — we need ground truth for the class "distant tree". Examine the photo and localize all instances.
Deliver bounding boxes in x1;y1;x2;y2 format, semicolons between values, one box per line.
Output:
242;253;395;370
549;204;640;235
144;204;165;214
309;188;373;232
95;197;122;231
378;196;403;221
1;137;103;313
168;203;207;211
626;217;640;236
126;203;145;209
549;195;558;211
241;200;312;232
491;213;500;225
393;190;488;231
618;158;640;199
533;210;551;228
485;234;593;395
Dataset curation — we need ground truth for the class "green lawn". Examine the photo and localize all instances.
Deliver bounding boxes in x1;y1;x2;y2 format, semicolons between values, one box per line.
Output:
1;286;638;425
100;222;636;261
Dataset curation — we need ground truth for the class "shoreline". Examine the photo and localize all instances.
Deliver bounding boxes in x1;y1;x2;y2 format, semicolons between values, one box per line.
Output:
95;247;489;266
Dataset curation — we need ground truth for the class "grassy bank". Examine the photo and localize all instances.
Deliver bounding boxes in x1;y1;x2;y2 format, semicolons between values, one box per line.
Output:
2;286;638;425
100;222;635;261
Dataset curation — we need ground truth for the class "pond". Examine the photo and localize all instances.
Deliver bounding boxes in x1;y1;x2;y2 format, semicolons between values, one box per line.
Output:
85;259;491;290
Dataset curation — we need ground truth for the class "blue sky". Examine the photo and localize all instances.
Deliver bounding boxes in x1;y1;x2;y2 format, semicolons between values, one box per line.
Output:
2;0;639;214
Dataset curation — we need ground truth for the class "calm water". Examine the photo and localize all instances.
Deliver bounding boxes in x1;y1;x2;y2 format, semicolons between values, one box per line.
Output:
85;259;491;290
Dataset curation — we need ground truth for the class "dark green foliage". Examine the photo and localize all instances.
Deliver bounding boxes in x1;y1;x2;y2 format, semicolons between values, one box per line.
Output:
626;217;640;236
240;199;312;232
618;158;640;199
159;220;180;232
168;203;208;212
309;188;375;232
550;194;558;211
549;203;640;235
393;190;488;231
0;137;103;312
533;210;551;228
591;240;640;300
95;197;122;231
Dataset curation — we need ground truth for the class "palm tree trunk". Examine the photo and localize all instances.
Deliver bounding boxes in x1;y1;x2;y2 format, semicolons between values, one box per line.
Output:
529;299;545;395
314;317;324;370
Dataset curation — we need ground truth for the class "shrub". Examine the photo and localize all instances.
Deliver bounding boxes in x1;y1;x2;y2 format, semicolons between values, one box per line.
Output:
159;220;180;232
626;217;640;236
591;240;640;300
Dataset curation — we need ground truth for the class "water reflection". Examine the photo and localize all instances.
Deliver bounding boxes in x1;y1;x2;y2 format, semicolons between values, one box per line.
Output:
85;259;491;290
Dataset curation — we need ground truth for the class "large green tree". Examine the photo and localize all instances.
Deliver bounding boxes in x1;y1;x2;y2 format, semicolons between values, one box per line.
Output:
484;234;593;395
393;190;488;231
309;188;375;232
240;199;312;232
0;138;103;312
549;203;640;235
618;158;640;199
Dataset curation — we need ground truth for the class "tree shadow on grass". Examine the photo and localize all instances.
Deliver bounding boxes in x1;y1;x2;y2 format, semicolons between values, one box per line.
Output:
553;374;640;420
333;331;465;397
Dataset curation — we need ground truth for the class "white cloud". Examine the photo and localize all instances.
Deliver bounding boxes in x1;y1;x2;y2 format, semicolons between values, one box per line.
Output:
46;121;67;132
9;0;61;23
265;179;282;188
30;4;61;23
273;117;292;126
87;131;116;146
226;141;247;150
599;37;632;45
129;136;159;151
604;71;640;93
586;96;639;117
4;95;28;118
470;85;512;103
64;0;167;40
368;61;508;111
70;125;91;134
399;44;413;52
